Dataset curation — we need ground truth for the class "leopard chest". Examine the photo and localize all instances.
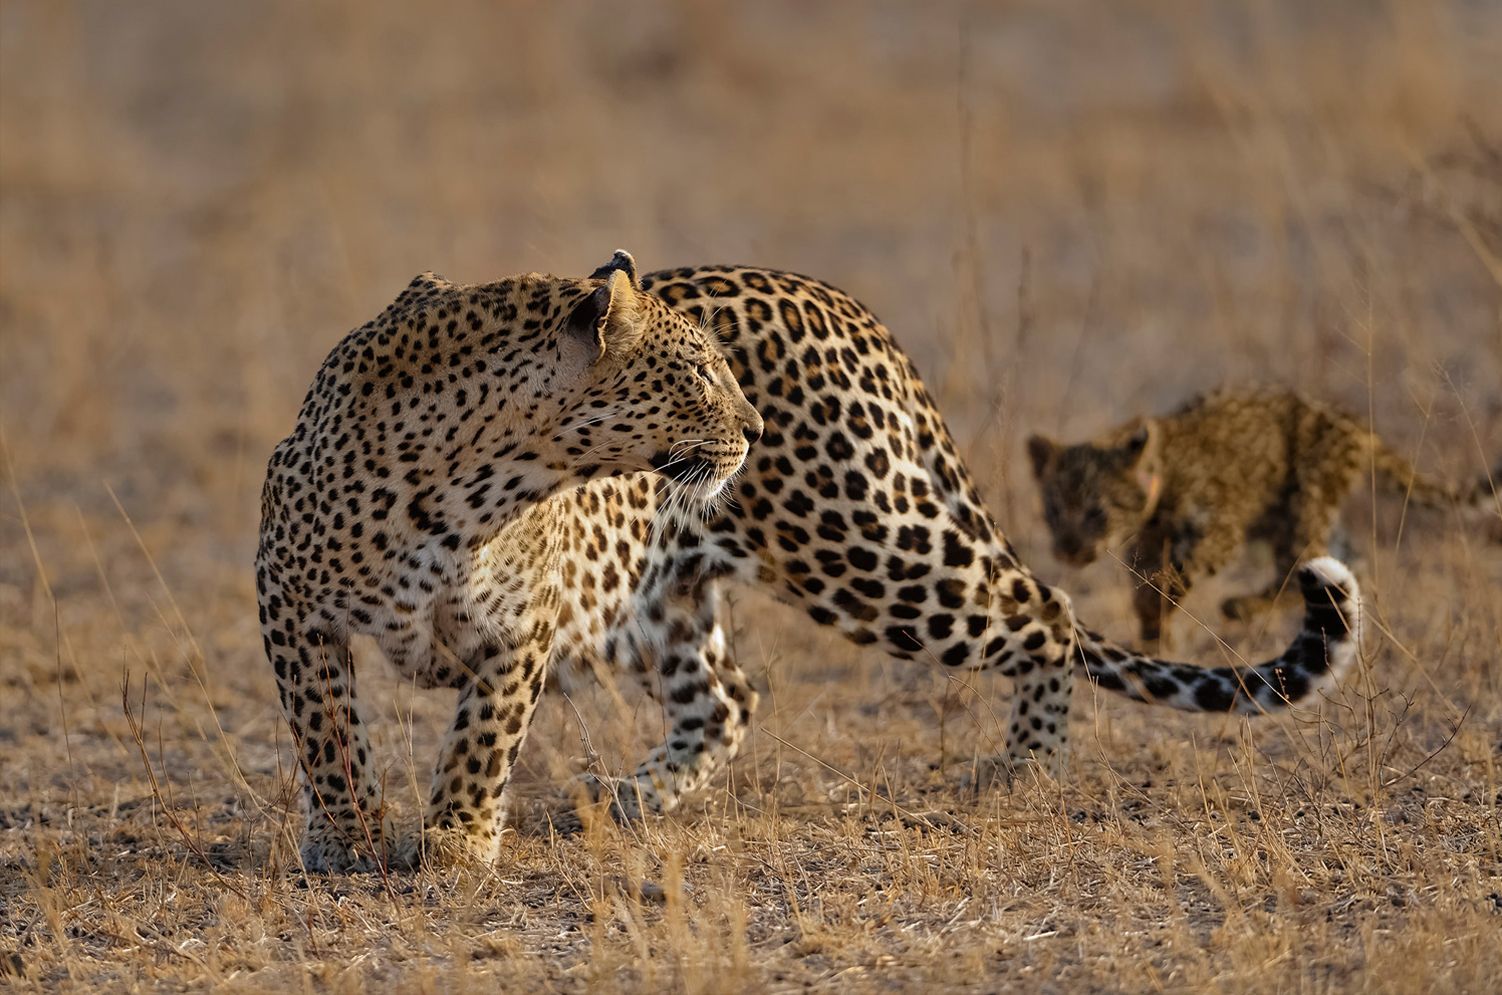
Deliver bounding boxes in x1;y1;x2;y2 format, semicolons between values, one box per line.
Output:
374;526;575;686
375;577;556;690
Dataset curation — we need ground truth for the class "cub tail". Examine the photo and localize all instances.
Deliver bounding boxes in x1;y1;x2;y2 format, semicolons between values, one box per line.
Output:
1474;460;1502;520
1074;557;1361;714
1369;439;1499;514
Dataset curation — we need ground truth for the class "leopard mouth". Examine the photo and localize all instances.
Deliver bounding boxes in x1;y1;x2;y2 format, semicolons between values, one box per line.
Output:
649;446;746;486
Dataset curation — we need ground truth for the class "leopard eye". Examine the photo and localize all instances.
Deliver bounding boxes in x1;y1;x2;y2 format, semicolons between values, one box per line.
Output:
695;363;715;385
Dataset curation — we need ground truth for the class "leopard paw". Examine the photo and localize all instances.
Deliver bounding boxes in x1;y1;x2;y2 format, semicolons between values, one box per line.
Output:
966;752;1064;794
411;824;500;870
298;826;396;875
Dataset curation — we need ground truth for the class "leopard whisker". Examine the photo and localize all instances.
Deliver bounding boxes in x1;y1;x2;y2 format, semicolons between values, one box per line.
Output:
654;462;714;541
647;474;686;545
553;408;623;438
652;444;715;474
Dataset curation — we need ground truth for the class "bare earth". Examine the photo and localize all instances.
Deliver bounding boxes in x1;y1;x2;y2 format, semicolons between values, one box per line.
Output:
2;1;1500;991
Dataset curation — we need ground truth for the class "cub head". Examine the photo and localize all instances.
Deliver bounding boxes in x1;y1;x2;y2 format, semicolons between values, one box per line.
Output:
545;250;762;497
1026;419;1161;567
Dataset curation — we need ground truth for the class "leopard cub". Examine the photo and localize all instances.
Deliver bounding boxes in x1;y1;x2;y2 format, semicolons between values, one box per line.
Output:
1028;387;1497;647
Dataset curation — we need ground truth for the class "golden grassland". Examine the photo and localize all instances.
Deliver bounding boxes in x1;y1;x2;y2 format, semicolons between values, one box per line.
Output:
2;1;1500;990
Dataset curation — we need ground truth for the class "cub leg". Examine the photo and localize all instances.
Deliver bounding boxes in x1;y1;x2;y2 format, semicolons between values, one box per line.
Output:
1128;522;1194;651
1130;519;1240;650
1131;562;1186;653
1221;582;1290;622
1223;468;1350;622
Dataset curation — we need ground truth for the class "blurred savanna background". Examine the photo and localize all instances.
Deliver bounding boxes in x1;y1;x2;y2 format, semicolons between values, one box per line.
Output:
2;0;1500;990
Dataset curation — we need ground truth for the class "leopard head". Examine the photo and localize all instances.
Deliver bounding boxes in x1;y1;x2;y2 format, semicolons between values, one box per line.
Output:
361;252;760;510
546;250;762;497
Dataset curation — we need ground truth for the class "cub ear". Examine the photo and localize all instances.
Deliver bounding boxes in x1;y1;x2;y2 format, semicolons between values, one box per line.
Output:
1026;434;1055;478
1120;419;1159;466
568;268;640;362
589;249;641;291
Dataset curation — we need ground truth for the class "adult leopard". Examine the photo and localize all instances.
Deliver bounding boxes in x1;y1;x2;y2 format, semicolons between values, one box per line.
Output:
530;255;1362;823
256;254;762;872
260;253;1360;872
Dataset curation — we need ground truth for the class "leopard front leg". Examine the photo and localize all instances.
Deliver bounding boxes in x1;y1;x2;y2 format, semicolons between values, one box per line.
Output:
266;629;392;873
583;580;757;821
419;638;550;868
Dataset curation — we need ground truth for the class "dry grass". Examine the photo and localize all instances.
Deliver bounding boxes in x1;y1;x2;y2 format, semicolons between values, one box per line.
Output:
3;1;1501;991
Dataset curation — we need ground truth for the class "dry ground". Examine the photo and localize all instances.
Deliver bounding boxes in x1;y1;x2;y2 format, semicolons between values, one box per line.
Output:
2;1;1501;991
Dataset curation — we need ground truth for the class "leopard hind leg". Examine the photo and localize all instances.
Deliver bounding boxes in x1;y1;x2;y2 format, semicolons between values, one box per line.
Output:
970;574;1078;787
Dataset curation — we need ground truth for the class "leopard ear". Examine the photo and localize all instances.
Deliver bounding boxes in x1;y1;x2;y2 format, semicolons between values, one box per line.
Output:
1026;434;1055;478
397;271;452;303
568;268;640;362
589;249;640;291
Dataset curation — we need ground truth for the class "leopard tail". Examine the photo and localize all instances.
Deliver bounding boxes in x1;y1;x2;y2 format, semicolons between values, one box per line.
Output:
1071;557;1362;714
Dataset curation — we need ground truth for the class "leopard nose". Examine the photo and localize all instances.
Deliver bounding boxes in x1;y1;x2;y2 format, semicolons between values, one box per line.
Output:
742;413;764;445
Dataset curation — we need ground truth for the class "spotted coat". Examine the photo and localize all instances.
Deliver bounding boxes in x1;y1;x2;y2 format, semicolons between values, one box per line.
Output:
260;260;1362;873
